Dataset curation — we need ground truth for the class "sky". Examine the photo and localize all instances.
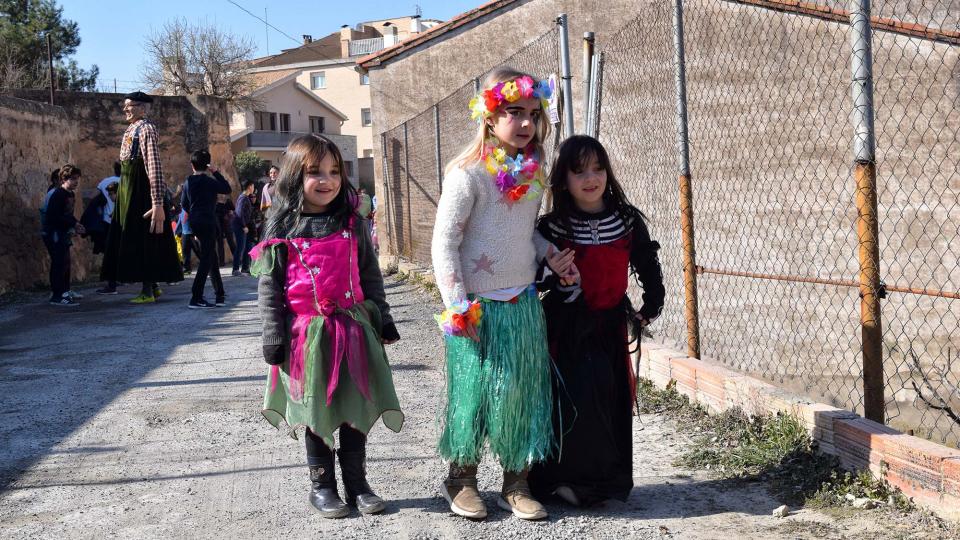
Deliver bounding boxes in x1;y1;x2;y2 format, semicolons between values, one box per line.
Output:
61;0;483;93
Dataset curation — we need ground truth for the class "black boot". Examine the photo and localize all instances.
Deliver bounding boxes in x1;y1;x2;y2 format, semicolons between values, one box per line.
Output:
339;448;385;514
308;453;350;518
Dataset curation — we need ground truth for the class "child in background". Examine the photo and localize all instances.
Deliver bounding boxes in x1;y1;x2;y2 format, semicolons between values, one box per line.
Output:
253;134;403;518
43;165;86;306
528;135;665;507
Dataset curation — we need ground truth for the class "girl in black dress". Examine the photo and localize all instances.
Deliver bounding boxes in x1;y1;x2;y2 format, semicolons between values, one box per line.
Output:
529;135;665;506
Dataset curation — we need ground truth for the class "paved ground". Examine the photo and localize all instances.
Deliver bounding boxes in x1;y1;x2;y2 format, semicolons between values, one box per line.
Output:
0;272;943;539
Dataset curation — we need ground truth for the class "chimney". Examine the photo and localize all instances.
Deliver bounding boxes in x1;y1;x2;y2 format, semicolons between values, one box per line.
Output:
302;34;313;44
340;25;352;57
410;15;422;34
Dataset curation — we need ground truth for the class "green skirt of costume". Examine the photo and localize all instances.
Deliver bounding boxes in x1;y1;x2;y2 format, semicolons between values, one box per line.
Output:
438;287;554;472
101;157;183;283
254;249;403;449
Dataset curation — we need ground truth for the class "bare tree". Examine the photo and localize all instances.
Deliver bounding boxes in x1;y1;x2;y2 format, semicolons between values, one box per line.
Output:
140;18;261;109
0;41;43;90
909;346;960;428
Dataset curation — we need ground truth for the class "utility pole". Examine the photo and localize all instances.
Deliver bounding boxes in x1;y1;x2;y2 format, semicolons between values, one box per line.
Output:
264;7;269;55
46;33;55;105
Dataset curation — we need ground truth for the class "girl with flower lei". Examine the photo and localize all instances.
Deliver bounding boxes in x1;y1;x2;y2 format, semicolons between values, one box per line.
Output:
431;67;578;522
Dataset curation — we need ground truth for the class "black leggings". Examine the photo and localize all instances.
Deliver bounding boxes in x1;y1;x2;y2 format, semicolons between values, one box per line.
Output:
305;425;366;465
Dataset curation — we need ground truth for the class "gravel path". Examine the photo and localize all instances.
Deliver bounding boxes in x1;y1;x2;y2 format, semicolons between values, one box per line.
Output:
0;272;931;539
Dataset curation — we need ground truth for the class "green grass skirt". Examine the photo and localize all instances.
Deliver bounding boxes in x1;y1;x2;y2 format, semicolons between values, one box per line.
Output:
438;288;554;472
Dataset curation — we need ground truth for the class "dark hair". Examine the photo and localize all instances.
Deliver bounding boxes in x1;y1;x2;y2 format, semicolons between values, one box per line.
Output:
59;164;81;182
268;165;280;173
113;161;121;177
190;149;211;171
241;180;255;191
49;169;60;188
106;182;118;193
546;135;640;233
264;134;356;240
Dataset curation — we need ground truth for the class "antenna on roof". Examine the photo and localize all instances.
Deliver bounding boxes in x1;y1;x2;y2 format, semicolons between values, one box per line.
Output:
415;4;422;17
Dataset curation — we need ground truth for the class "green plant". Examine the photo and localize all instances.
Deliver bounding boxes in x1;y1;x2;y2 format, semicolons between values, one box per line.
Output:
234;151;270;183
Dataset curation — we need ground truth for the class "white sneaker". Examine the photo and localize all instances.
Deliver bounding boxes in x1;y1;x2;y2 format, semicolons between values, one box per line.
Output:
66;290;84;300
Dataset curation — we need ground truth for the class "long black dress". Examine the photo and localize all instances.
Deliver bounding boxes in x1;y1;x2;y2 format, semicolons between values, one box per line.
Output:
101;121;183;284
528;206;665;506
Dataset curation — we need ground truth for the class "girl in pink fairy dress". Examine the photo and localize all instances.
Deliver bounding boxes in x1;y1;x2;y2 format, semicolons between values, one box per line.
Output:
251;134;403;519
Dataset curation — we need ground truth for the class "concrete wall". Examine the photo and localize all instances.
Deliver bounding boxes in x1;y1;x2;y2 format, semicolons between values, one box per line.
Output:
0;97;75;294
1;91;236;293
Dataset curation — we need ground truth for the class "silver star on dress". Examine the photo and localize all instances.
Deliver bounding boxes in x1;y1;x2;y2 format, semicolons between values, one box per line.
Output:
302;241;311;249
345;291;352;299
342;231;351;239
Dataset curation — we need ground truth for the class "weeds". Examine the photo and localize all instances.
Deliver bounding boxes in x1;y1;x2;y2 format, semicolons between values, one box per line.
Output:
637;377;946;522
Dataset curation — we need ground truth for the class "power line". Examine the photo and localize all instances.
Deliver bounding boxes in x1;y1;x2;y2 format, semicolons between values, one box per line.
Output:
224;0;301;46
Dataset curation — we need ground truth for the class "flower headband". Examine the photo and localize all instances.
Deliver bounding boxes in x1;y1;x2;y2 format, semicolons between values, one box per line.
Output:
468;75;553;123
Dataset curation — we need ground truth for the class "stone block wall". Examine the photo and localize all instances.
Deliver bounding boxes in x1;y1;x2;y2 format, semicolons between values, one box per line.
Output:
0;91;237;294
0;97;76;293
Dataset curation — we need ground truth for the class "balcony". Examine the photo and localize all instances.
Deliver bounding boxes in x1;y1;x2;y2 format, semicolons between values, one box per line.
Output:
244;131;359;178
246;130;302;148
349;37;385;57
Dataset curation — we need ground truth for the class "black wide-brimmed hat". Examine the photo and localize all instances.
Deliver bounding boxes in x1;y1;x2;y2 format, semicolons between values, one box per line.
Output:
123;91;154;103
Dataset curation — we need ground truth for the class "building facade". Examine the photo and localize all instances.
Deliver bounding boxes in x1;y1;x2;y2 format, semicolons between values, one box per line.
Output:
229;14;441;189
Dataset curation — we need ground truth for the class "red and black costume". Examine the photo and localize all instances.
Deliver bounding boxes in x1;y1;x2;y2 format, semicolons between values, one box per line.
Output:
528;205;665;505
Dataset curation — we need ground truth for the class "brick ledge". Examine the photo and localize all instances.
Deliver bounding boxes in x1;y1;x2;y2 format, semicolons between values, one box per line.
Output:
638;342;960;520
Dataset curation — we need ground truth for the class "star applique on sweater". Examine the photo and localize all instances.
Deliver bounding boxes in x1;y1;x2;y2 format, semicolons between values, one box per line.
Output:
470;254;496;275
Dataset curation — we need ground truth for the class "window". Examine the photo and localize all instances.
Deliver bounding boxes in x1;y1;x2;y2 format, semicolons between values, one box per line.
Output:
279;113;291;132
254;111;276;131
360;73;370;85
310;71;326;89
361;108;372;127
309;116;325;134
343;160;354;177
362;149;374;158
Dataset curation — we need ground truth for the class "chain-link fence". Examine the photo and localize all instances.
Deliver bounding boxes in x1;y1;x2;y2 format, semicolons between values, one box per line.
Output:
379;27;561;268
598;0;960;448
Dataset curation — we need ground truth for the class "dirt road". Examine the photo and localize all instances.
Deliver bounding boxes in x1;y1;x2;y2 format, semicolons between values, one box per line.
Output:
0;273;928;539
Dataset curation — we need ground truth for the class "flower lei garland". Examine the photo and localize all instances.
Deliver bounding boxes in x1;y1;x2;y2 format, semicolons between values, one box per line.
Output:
435;299;483;337
482;137;544;202
468;75;553;123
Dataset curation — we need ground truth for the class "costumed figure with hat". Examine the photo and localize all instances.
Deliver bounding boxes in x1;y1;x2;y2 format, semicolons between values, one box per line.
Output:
101;91;183;302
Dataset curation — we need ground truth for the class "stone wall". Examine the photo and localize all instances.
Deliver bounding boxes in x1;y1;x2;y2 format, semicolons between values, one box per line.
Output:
0;91;237;293
10;91;237;195
0;97;76;293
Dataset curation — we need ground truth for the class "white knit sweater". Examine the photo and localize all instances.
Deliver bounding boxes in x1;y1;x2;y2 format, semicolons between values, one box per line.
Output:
432;162;549;307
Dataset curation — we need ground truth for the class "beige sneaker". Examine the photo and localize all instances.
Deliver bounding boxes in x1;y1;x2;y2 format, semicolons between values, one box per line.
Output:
440;464;487;519
498;470;547;520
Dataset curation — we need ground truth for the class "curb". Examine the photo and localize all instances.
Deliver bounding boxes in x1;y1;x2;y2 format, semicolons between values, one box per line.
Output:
639;342;960;520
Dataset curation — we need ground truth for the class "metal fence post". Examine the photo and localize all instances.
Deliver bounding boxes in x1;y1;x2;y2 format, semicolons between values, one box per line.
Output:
557;14;575;139
592;52;604;139
434;104;443;193
582;32;595;134
473;77;480;93
587;51;602;138
673;0;701;359
380;133;394;256
403;122;413;258
849;0;884;423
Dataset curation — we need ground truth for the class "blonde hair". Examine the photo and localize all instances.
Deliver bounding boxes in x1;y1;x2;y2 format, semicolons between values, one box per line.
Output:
444;66;551;175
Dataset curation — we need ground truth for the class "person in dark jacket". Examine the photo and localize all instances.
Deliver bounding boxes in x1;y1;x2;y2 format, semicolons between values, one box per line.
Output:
43;165;86;306
181;150;232;308
215;193;236;269
232;180;256;276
